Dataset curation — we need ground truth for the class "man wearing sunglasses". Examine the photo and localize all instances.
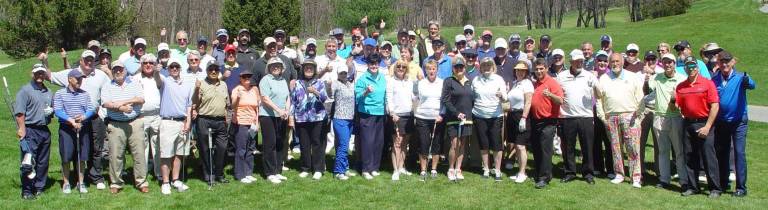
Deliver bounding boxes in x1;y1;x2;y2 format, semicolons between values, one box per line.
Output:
172;31;192;73
624;43;644;73
123;38;148;76
673;40;711;79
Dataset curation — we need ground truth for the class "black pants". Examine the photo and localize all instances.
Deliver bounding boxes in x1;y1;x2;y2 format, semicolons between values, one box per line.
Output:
415;118;444;156
260;116;288;176
682;119;722;192
561;117;595;178
593;112;614;176
359;113;384;173
531;118;557;182
297;121;327;173
474;117;503;151
20;125;51;196
197;117;228;181
87;117;107;184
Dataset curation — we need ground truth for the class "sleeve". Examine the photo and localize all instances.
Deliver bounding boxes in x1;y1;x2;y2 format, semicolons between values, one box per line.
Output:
13;88;28;115
551;81;564;97
185;85;193;108
385;78;394;113
674;84;682;108
259;79;270;97
50;70;70;87
316;81;328;103
83;94;95;119
290;82;301;110
523;80;534;94
354;76;366;102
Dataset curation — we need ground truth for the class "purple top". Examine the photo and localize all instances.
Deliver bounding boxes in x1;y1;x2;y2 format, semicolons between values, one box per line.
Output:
291;79;328;122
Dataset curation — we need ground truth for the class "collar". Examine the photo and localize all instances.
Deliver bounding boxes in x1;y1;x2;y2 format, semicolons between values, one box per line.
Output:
30;81;47;90
66;86;84;93
111;77;132;86
187;67;202;74
76;67;96;77
536;75;552;85
607;69;626;80
225;62;239;69
451;75;469;85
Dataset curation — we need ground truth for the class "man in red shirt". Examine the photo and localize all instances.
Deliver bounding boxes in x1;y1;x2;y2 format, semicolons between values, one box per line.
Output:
530;58;563;189
675;56;722;198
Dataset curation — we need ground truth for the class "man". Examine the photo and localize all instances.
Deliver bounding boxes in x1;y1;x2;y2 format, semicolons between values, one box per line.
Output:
171;31;192;72
236;29;261;74
317;38;352;84
477;30;495;60
351;38;380;79
154;58;194;195
134;54;163;180
391;28;410;61
523;36;536;61
15;64;54;199
123;38;148;76
674;40;711;79
422;39;452;80
676;56;722;198
647;53;688;190
461;48;480;81
43;50;110;190
252;37;297;87
463;24;477;49
596;53;645;188
582;42;596;71
53;70;95;194
548;49;566;78
535;35;553;63
640;50;661;176
157;43;171;68
711;51;755;197
600;34;614;55
330;28;353;59
274;29;300;65
87;40;102;62
557;49;598;185
529;58;564;189
449;34;467;59
591;51;614;179
702;43;723;73
101;61;147;194
303;38;318;60
417;20;451;61
197;36;216;69
496;34;529;84
212;29;229;67
193;61;231;185
624;43;644;73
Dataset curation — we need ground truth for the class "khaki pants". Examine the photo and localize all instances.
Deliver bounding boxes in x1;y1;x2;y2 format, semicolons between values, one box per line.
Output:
107;119;147;188
142;114;161;178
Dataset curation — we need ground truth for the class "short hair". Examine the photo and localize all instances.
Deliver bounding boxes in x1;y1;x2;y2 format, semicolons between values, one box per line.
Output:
176;30;188;38
325;38;337;47
390;59;411;78
658;42;670;51
400;46;413;55
581;42;593;48
427;20;440;29
424;60;438;70
534;58;547;67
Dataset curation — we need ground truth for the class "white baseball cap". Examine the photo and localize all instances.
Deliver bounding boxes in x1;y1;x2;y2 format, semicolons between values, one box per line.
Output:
31;64;47;73
570;49;585;61
661;53;676;61
552;49;565;57
263;37;277;47
463;25;475;33
157;43;170;52
134;38;147;47
305;38;317;47
87;40;100;48
455;34;467;43
81;50;96;58
494;38;508;49
626;43;640;52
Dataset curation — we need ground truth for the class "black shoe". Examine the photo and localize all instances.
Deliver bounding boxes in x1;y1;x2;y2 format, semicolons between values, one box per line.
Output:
733;190;747;197
535;181;548;189
655;182;671;189
709;191;721;198
560;175;576;183
681;189;698;196
215;177;230;184
606;173;616;180
495;175;503;182
586;177;595;185
22;194;36;200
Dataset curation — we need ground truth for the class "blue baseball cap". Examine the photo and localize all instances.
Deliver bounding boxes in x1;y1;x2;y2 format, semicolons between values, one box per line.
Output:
68;70;85;78
363;38;377;47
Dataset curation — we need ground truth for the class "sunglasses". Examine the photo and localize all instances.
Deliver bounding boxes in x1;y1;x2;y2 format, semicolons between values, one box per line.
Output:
178;38;188;42
169;65;181;69
142;62;156;65
396;65;406;69
188;58;199;62
685;64;697;69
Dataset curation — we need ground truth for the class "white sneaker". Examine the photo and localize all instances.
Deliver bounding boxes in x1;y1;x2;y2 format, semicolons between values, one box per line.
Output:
252;149;261;155
172;181;189;192
287;154;294;160
456;170;465;180
362;172;374;180
611;175;624;184
240;178;253;184
245;175;257;182
632;181;642;188
299;172;310;178
95;182;106;190
292;147;301;154
399;168;412;176
482;168;490;178
161;183;171;195
282;166;290;171
729;172;736;181
447;169;456;181
276;174;288;180
78;183;88;193
515;174;528;183
371;171;381;176
335;174;349;180
267;175;282;184
312;172;322;180
391;171;400;181
346;171;357;177
62;183;71;194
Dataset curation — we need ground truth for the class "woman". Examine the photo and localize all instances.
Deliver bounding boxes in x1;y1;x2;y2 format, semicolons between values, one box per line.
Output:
386;59;415;181
292;60;329;180
389;47;423;81
259;57;291;184
472;57;507;181
506;61;534;183
441;57;473;181
331;68;355;180
354;53;387;180
231;70;260;184
414;60;444;181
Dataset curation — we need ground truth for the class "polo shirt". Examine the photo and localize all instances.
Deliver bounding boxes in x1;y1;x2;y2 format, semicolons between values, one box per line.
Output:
316;54;350;83
531;75;563;120
53;87;94;123
133;74;161;114
196;79;229;117
507;79;534;110
223;63;242;95
624;59;644;73
675;59;711;79
170;47;191;72
423;54;453;80
251;55;296;86
158;74;193;118
237;47;260;73
414;78;444;120
385;76;415;115
712;70;755;122
675;76;719;119
259;74;290;117
101;78;143;121
14;81;53;126
496;53;530;84
584;57;596;72
292;79;328;122
471;74;506;118
181;68;207;87
355;70;387;116
50;67;111;112
557;69;598;118
648;72;686;117
441;76;474;123
478;47;496;60
337;44;352;59
211;45;227;68
123;56;141;75
232;85;259;125
597;70;644;114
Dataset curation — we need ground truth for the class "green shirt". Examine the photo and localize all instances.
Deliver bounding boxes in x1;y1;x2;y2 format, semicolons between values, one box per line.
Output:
259;74;290;117
648;72;686;117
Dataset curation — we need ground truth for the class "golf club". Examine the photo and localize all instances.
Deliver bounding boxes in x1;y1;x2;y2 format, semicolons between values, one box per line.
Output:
208;128;213;190
3;76;37;179
427;122;437;160
75;129;83;198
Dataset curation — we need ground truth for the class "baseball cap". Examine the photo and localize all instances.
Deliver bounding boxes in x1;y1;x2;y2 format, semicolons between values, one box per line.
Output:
363;38;377;47
463;25;475;33
331;28;344;36
661;53;675;61
626;43;640;52
683;56;697;64
431;39;445;47
455;34;467;43
157;43;170;52
267;57;284;67
167;58;182;66
31;64;46;73
452;57;466;67
570;49;585;61
408;30;417;37
596;50;610;61
461;48;478;56
600;34;612;43
111;60;125;69
482;30;493;37
68;70;85;78
704;43;722;52
674;40;690;51
302;59;317;68
238;29;250;35
552;49;565;57
134;38;147;47
494;38;507;49
514;62;528;70
99;48;112;56
224;44;236;53
397;28;408;36
204;60;219;71
718;51;733;61
540;34;551;42
87;40;100;48
263;37;277;47
216;29;228;37
198;36;209;44
509;34;521;43
306;38;317;47
644;50;657;59
366;53;381;64
240;69;254;76
81;50;96;59
381;41;393;49
274;29;286;36
525;36;535;43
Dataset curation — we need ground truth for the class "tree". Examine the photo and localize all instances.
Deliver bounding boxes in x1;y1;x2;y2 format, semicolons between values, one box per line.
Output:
331;0;397;32
222;0;301;49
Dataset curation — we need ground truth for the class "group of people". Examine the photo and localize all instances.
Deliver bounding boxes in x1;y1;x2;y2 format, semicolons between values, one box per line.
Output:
14;18;754;200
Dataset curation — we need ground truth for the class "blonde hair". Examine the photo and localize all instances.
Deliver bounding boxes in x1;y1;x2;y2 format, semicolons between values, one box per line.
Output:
480;57;496;73
390;59;411;78
658;42;670;51
424;60;438;71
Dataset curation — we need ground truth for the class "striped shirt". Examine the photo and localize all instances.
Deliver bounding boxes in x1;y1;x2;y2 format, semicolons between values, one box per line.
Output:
101;78;143;121
50;67;110;112
53;87;94;123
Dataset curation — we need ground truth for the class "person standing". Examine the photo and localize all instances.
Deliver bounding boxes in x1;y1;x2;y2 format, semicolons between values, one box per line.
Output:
197;36;216;69
53;70;95;194
355;53;387;180
330;66;355;180
134;54;162;180
231;69;260;184
236;29;261;74
259;57;292;184
442;57;473;182
171;31;192;72
529;58;564;189
414;60;444;181
122;38;148;76
101;61;147;194
293;60;329;180
711;51;754;197
386;59;415;181
471;58;507;181
192;61;230;185
676;56;722;198
422;39;453;80
15;64;54;199
505;61;533;183
212;29;229;67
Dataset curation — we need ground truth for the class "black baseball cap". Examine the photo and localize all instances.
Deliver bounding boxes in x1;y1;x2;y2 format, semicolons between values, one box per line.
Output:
432;39;445;47
540;34;551;42
644;50;657;60
674;40;690;51
366;53;381;64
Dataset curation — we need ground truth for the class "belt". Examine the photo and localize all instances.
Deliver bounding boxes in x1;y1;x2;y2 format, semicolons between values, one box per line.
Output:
199;115;226;121
684;118;708;123
161;116;186;121
107;117;139;123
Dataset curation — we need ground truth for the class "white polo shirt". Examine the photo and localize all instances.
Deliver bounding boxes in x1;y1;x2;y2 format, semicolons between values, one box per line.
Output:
471;74;506;118
386;76;415;115
414;78;443;120
556;69;598;118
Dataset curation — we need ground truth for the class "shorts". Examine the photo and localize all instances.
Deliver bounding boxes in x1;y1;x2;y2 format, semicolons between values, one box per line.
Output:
159;119;190;158
58;123;92;163
446;121;473;138
393;115;414;134
415;118;444;156
475;117;503;151
506;111;531;146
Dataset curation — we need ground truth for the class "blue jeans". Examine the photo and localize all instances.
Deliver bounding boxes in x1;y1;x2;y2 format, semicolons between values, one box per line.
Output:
715;118;748;192
333;119;353;174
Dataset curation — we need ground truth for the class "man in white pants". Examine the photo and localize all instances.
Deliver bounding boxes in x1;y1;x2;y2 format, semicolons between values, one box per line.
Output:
134;54;162;180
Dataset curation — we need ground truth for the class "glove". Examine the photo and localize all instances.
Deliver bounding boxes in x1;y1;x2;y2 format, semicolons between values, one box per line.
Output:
518;119;527;132
742;73;751;89
43;106;53;116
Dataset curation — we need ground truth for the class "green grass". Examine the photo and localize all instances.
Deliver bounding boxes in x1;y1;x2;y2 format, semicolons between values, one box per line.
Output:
1;0;767;208
0;51;12;64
